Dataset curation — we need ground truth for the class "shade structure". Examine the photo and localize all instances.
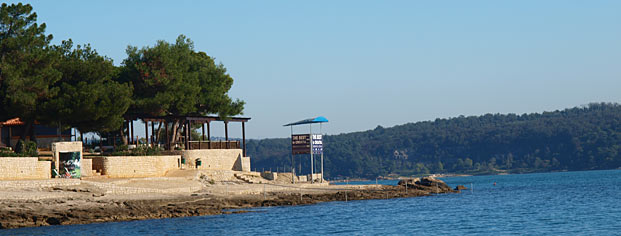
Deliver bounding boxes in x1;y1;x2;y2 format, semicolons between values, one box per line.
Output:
283;116;328;127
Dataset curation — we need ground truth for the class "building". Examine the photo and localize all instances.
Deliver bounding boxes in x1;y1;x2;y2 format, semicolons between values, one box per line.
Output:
0;118;71;149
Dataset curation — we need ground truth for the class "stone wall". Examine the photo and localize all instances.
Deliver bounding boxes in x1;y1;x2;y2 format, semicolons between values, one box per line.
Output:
0;157;51;180
90;156;105;173
81;158;92;177
261;171;278;180
95;155;181;178
179;149;250;171
238;156;251;172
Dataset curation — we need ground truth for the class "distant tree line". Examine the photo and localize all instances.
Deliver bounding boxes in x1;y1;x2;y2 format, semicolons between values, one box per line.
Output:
247;103;621;179
0;3;243;146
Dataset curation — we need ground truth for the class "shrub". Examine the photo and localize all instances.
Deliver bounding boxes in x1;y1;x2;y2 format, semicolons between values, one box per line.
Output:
105;145;163;156
14;140;38;157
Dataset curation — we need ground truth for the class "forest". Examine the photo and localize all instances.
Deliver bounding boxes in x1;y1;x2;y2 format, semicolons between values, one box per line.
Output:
1;3;243;150
247;103;621;179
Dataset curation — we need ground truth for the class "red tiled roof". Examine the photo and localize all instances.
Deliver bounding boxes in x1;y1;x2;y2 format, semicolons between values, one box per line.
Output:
1;118;41;126
1;118;24;126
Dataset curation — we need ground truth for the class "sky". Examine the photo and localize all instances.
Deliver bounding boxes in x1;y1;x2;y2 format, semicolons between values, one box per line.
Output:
9;0;621;139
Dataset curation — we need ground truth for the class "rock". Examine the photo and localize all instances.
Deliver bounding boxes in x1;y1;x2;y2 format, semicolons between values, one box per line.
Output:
396;177;456;193
454;185;468;190
397;178;420;186
45;217;61;225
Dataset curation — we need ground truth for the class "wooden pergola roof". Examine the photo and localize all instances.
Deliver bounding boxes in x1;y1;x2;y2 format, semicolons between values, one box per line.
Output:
124;115;250;123
123;114;251;155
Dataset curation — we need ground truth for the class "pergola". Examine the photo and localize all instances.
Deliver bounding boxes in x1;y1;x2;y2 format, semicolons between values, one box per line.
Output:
123;115;251;156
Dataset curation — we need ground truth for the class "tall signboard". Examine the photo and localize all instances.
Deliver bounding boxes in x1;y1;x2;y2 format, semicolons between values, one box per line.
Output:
312;134;323;154
291;134;310;154
285;116;328;184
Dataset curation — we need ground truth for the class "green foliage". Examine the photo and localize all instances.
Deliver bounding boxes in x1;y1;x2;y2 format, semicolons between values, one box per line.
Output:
118;35;244;118
116;144;129;151
0;3;61;123
40;40;132;134
14;139;37;156
0;146;26;157
247;103;621;179
106;145;163;156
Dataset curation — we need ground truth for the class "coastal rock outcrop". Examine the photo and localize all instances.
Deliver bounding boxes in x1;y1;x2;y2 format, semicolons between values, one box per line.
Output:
398;177;456;193
454;185;468;191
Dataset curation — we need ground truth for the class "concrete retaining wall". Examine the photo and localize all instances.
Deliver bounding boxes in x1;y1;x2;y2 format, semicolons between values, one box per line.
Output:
0;157;51;180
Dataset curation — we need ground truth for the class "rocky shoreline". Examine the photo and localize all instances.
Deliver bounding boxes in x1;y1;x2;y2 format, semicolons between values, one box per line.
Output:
0;177;458;229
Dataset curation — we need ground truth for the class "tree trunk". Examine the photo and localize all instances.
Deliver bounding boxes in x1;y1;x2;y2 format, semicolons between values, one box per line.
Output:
20;119;34;141
155;122;162;144
119;123;128;145
170;120;180;148
29;121;37;143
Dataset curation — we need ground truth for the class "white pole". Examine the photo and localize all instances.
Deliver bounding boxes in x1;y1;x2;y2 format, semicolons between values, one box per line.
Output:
291;125;294;184
310;124;313;184
320;123;324;183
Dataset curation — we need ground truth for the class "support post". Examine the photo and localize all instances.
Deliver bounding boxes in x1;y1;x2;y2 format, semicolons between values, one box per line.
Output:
130;120;134;145
125;121;130;144
202;123;206;141
291;125;294;184
310;124;313;184
225;121;229;149
242;122;246;157
151;121;155;145
207;121;211;149
145;120;149;145
320;123;324;183
185;120;190;150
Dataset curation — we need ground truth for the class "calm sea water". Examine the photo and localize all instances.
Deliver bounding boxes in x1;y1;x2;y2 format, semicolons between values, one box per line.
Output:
3;170;621;235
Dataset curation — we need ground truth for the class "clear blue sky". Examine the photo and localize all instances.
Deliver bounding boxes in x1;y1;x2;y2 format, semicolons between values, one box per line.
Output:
11;0;621;139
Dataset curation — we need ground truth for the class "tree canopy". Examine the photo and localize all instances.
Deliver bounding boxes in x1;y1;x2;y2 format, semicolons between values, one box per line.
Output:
40;40;132;134
119;35;244;118
0;3;60;138
1;3;134;140
247;103;621;179
118;35;245;145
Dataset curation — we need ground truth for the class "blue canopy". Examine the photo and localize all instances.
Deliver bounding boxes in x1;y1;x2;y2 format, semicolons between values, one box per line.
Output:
283;116;329;126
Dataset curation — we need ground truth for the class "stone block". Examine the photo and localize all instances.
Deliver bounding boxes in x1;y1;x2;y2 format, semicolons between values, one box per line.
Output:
0;157;50;180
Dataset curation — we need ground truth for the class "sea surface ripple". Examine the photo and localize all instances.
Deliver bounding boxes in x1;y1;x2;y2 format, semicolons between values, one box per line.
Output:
3;169;621;235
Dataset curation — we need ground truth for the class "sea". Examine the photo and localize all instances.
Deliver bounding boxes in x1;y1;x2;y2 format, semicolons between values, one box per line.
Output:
3;169;620;235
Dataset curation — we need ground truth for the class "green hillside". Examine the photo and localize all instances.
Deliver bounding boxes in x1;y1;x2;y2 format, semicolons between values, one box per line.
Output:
247;103;621;179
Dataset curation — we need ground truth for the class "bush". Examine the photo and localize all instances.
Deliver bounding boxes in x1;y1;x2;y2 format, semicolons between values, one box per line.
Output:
105;145;163;156
116;144;129;151
0;150;22;157
132;145;163;156
14;140;38;157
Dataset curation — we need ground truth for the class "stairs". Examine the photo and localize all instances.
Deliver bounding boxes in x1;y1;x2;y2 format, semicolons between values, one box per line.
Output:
234;173;264;184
